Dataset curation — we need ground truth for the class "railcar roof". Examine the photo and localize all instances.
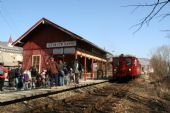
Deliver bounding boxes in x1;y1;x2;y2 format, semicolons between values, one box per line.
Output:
113;56;137;59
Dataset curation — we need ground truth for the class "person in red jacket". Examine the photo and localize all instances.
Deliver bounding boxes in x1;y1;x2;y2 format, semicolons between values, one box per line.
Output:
0;63;8;91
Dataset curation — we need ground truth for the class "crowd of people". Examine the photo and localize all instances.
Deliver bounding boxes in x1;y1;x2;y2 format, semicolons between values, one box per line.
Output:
0;57;83;91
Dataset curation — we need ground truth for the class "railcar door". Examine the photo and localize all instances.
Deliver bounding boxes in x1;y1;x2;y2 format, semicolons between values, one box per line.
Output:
112;58;119;77
131;58;140;77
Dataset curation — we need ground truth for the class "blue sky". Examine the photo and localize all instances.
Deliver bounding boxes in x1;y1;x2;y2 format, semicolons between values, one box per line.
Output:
0;0;169;58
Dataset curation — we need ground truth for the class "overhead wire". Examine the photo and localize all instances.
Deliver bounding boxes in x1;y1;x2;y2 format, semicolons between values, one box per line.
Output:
0;0;18;39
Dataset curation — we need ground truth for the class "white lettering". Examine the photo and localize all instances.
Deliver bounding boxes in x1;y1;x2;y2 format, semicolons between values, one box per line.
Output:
46;41;76;48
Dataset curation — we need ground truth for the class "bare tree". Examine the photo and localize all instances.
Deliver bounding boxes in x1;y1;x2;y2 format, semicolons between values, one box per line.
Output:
150;45;170;99
150;45;170;80
124;0;170;33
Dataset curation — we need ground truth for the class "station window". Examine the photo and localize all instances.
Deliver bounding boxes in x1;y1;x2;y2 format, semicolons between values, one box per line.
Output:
32;55;41;73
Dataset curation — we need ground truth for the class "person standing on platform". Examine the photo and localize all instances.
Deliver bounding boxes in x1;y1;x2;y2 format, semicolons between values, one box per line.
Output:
47;57;59;87
23;70;30;90
30;66;38;89
27;69;32;89
40;67;47;87
0;63;8;91
58;60;65;86
69;67;75;84
63;63;69;85
73;59;80;84
15;63;23;90
8;67;16;88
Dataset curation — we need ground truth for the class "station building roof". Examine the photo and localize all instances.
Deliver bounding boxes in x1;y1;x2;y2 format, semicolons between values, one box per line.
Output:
13;18;108;54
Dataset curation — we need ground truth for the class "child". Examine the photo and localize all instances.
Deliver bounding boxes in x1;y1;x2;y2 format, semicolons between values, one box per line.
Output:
23;70;30;90
40;68;47;87
69;68;75;84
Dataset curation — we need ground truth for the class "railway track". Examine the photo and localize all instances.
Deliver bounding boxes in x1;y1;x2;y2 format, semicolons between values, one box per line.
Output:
1;78;168;113
22;81;132;113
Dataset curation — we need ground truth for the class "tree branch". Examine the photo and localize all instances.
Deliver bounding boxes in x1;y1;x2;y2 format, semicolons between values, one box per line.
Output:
122;0;168;7
159;13;170;21
125;0;170;33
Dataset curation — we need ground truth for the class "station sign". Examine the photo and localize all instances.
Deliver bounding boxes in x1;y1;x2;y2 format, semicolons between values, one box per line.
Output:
46;41;76;48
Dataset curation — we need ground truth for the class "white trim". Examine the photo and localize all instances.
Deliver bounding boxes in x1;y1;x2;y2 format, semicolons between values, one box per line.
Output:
76;50;107;62
32;54;41;73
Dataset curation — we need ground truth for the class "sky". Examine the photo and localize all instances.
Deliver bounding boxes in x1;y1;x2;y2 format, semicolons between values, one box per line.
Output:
0;0;169;58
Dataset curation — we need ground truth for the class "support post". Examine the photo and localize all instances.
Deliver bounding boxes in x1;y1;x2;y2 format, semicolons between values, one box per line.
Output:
91;59;94;79
84;57;87;81
105;62;107;78
101;61;103;78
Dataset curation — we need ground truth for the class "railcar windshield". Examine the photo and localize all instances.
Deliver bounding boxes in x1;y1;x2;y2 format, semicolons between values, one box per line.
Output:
113;58;119;66
126;58;132;66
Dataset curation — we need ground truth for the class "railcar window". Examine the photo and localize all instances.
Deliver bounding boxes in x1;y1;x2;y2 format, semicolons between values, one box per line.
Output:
126;58;132;66
113;59;119;66
134;59;137;66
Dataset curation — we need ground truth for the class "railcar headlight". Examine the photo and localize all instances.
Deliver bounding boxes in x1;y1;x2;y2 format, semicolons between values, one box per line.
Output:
129;68;131;71
114;69;117;71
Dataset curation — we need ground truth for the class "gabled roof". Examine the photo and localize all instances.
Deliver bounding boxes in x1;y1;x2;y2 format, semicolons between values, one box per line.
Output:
13;18;107;53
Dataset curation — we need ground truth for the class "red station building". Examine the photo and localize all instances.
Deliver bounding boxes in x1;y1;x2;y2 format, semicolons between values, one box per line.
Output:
13;18;107;80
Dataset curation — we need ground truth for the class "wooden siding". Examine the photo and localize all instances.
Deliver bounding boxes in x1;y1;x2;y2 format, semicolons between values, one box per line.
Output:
23;24;75;50
21;23;106;71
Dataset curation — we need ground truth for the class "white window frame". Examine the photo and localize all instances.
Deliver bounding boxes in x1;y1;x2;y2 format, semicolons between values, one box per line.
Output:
32;55;41;73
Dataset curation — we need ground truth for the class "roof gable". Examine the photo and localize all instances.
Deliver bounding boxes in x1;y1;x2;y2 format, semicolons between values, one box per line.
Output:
13;18;107;53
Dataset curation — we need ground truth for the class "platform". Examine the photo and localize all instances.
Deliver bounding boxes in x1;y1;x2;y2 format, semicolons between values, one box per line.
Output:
0;79;108;105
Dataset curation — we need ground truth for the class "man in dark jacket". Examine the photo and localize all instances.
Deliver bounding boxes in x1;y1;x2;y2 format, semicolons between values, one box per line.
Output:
15;63;23;90
30;66;38;88
0;63;8;91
